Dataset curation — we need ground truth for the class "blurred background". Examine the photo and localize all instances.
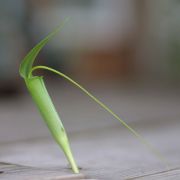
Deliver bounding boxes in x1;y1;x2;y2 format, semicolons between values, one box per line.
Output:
0;0;180;143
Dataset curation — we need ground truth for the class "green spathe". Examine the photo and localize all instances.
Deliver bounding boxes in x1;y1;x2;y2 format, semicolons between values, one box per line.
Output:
19;18;79;173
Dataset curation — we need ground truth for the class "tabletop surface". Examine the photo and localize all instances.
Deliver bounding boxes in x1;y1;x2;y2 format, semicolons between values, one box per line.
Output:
0;84;180;179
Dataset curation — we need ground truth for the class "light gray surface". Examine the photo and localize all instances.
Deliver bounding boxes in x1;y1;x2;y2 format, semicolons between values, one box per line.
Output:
0;84;180;179
0;162;86;180
0;120;180;179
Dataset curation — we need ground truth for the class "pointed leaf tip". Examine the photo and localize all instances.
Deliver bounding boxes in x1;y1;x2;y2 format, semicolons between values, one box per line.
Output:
19;17;70;79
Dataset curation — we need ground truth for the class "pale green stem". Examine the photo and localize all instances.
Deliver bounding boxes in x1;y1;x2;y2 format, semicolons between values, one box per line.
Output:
26;76;79;173
31;65;169;169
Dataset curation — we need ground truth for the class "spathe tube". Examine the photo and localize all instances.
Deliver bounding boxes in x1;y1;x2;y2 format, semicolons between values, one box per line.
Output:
26;76;79;173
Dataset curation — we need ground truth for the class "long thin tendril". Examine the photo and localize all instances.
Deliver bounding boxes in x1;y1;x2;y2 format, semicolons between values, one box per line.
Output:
31;65;169;169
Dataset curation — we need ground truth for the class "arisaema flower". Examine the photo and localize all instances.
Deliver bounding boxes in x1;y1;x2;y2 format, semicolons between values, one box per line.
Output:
19;19;168;173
